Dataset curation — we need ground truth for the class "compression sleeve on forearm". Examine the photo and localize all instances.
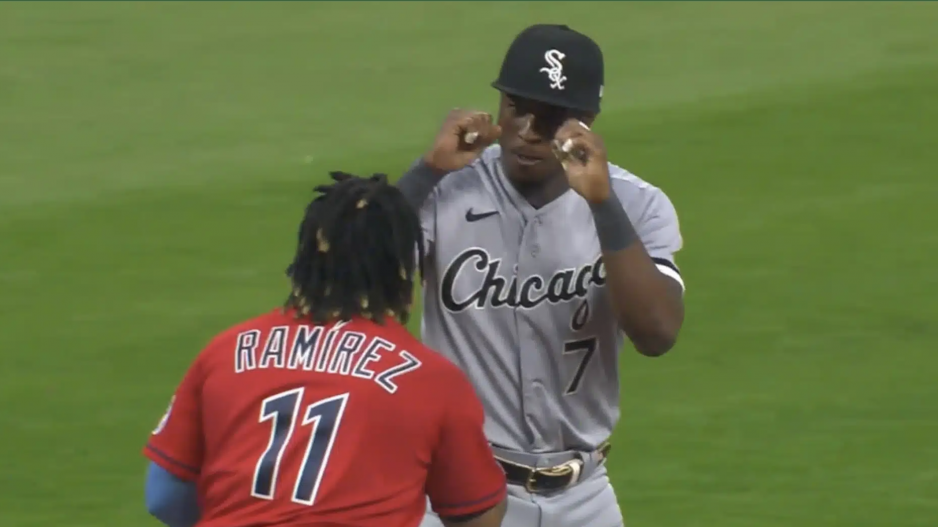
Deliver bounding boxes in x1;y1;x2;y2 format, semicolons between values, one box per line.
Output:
396;159;441;210
145;462;201;527
590;194;638;252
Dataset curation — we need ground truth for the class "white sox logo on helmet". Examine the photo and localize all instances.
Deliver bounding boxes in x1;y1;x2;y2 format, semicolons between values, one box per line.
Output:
539;49;567;90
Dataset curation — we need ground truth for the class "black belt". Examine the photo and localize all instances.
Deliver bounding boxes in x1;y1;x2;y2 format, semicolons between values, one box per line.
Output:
495;441;612;494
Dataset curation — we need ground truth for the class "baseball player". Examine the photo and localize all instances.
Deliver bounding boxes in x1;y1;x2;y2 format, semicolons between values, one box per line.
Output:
142;172;508;527
396;24;686;526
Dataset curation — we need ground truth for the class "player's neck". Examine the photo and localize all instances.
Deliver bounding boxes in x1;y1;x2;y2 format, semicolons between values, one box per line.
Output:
511;173;569;210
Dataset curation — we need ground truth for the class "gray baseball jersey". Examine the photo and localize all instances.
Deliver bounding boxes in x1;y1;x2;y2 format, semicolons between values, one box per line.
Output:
418;144;684;454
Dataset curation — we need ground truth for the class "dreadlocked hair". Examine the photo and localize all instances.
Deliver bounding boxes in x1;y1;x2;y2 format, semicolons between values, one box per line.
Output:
285;171;424;325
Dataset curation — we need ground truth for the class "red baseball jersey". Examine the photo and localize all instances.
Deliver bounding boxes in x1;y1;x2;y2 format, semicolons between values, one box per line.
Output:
144;308;506;527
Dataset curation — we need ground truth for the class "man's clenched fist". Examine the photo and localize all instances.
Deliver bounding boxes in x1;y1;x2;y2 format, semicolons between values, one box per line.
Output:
553;118;611;204
423;109;502;173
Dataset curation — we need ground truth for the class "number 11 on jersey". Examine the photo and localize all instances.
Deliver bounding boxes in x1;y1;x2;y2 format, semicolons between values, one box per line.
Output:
252;388;349;506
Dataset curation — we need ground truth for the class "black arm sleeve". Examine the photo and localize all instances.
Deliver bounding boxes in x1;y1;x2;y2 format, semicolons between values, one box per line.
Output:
396;158;441;210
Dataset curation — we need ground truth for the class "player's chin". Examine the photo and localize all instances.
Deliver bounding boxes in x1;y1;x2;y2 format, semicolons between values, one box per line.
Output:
504;155;556;184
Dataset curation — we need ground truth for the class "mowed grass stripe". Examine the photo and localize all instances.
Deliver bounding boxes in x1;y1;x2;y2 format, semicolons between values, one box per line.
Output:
612;66;938;526
2;2;937;208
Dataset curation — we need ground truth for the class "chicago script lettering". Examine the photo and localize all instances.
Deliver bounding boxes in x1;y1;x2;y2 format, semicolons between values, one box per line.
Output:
440;248;605;311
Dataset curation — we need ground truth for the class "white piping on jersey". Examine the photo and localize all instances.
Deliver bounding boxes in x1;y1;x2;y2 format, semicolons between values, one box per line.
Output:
655;264;685;292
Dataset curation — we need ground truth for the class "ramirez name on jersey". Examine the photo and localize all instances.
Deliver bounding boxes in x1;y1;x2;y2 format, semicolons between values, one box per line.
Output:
232;320;422;394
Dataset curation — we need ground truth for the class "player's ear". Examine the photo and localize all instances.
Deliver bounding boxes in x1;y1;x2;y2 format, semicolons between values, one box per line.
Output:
496;92;512;121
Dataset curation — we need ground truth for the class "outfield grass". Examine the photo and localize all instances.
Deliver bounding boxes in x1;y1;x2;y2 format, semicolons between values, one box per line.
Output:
1;2;936;526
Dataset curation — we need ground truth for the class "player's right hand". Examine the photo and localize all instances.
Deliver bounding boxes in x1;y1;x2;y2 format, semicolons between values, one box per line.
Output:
423;109;501;173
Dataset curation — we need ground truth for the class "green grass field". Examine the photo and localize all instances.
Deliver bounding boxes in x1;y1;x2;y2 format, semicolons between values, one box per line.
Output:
2;2;936;526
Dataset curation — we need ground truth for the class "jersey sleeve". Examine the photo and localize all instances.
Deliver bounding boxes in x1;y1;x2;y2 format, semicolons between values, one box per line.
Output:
419;186;438;260
426;371;507;519
623;183;685;292
397;157;439;261
142;354;206;482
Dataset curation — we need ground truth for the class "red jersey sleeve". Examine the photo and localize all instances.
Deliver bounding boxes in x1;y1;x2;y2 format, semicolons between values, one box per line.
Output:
142;354;206;481
426;371;507;518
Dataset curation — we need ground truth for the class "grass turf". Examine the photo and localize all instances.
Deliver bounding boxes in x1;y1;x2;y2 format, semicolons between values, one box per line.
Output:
1;2;936;526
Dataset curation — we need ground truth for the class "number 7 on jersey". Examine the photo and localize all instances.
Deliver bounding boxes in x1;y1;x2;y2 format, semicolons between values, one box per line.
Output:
252;388;349;506
563;337;597;395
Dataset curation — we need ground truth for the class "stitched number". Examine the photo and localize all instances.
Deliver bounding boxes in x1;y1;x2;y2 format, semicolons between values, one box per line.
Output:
563;337;597;395
252;389;302;500
292;394;348;505
252;388;349;506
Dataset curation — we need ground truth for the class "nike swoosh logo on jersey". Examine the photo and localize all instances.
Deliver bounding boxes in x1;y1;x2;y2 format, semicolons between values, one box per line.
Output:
465;209;498;222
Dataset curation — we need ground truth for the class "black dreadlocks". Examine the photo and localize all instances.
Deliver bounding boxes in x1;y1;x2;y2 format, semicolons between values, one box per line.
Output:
285;171;424;325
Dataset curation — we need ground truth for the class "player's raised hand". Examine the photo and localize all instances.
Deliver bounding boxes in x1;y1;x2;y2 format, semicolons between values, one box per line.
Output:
552;119;611;204
423;109;502;173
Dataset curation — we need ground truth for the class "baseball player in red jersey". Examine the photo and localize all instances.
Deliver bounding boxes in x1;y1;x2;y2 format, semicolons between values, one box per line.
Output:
142;172;507;527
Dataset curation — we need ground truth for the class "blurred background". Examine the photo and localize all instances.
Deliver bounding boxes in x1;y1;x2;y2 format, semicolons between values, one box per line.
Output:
0;2;935;526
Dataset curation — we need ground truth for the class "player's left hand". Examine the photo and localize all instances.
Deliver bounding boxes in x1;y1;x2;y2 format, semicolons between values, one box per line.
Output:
552;119;611;204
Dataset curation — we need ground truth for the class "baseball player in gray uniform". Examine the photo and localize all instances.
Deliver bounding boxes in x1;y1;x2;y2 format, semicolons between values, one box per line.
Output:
396;24;686;527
